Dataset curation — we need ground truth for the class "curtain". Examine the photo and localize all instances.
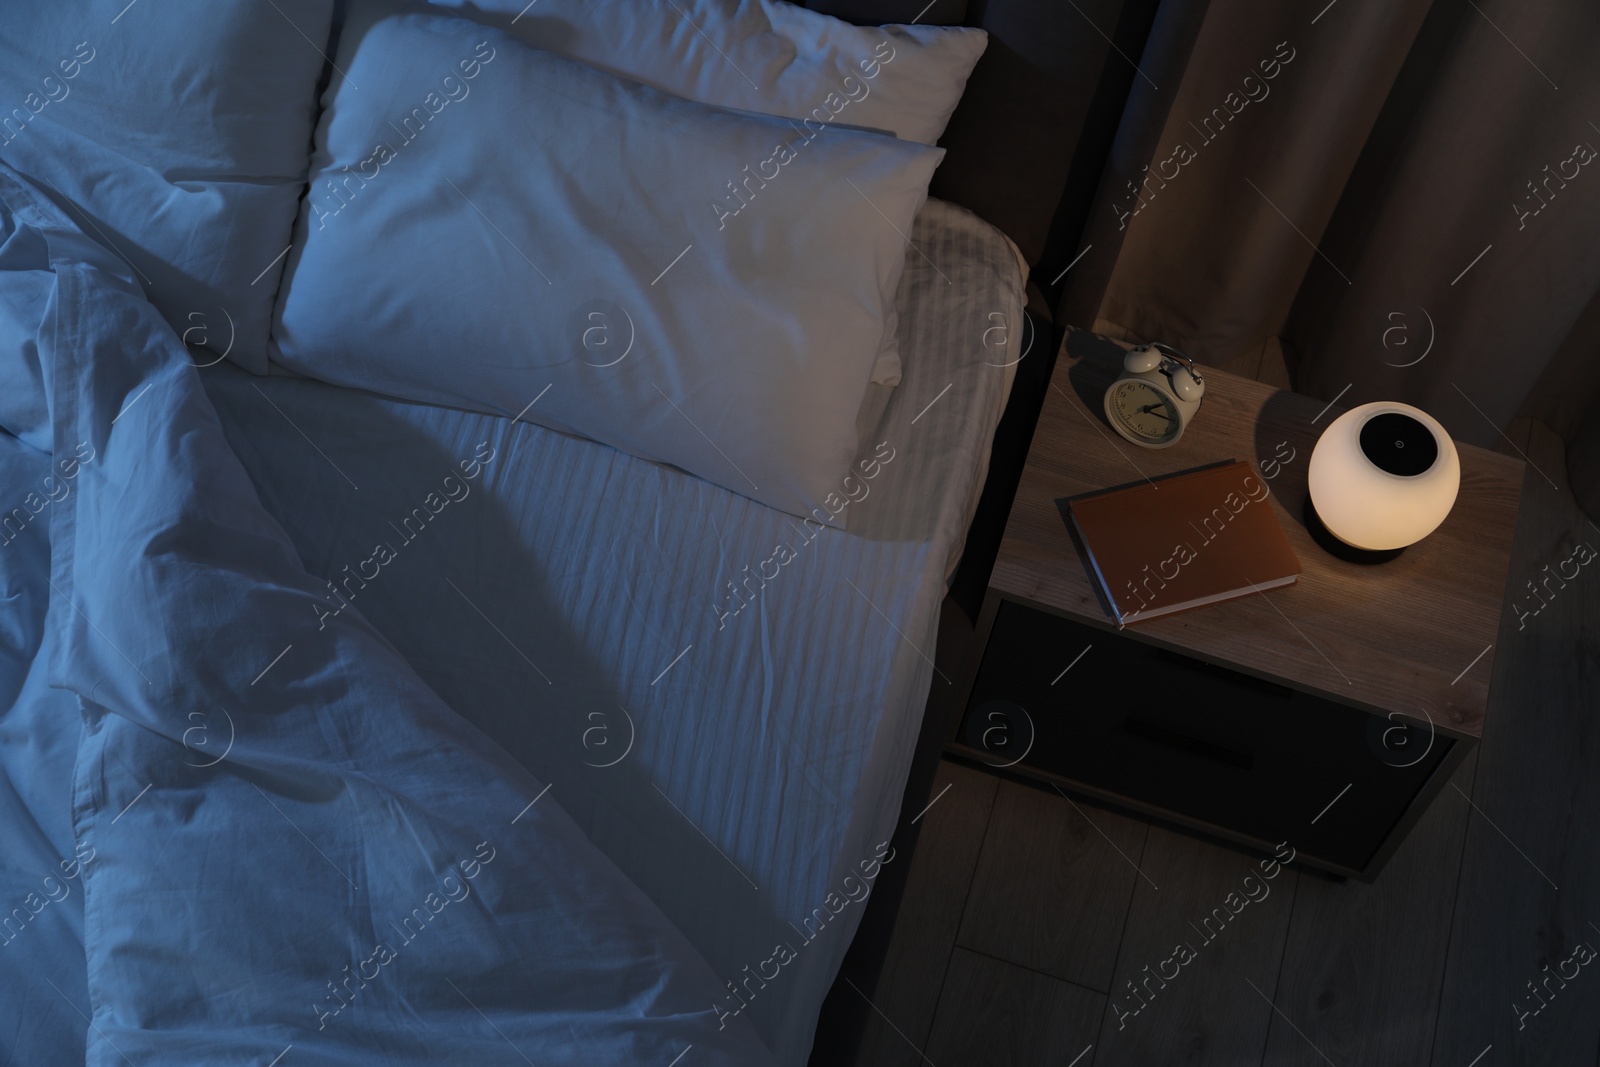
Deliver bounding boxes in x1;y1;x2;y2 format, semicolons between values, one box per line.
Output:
1062;0;1600;519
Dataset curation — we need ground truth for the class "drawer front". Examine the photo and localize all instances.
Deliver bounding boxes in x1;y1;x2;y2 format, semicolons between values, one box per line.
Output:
955;600;1454;873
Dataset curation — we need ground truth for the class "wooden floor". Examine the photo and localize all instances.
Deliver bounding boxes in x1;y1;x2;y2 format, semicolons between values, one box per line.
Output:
846;418;1600;1067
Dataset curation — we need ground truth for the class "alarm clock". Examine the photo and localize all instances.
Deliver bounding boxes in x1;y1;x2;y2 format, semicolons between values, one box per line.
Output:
1103;342;1205;449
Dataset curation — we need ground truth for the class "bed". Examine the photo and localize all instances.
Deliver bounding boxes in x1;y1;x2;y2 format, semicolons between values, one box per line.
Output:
199;196;1021;1058
0;1;1159;1064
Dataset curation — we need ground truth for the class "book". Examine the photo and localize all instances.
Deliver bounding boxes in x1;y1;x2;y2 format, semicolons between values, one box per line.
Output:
1067;460;1301;626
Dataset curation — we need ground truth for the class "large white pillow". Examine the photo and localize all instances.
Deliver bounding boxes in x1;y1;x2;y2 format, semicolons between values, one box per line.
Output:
271;7;944;521
428;0;986;146
426;0;987;388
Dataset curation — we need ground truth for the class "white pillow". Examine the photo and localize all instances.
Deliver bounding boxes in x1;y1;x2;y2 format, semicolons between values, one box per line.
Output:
425;0;986;388
427;0;987;146
271;8;944;522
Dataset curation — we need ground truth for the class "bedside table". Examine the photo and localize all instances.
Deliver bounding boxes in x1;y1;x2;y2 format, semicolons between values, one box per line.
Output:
947;330;1526;880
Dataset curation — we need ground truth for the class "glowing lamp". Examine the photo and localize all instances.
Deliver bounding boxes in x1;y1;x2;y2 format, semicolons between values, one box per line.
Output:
1305;401;1460;563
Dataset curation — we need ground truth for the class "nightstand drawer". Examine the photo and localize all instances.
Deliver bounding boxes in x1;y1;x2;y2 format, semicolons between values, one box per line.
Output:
953;599;1455;875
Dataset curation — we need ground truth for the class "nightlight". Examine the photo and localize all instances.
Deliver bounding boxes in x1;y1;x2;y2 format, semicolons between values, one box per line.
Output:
1305;401;1460;563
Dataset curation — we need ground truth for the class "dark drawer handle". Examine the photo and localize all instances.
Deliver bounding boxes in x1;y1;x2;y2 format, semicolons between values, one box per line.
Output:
1122;719;1254;770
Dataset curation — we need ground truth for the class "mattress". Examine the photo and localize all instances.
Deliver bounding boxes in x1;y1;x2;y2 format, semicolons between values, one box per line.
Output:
202;198;1025;1062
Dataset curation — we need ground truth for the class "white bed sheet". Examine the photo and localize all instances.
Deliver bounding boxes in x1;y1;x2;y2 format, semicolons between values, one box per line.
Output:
204;198;1026;1063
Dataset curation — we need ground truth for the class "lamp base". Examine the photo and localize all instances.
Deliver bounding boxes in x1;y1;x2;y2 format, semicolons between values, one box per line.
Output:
1303;498;1405;564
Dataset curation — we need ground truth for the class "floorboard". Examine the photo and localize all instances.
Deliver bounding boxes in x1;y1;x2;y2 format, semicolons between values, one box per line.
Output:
956;778;1148;991
923;948;1104;1067
1430;422;1600;1067
1089;825;1300;1067
1262;750;1478;1066
851;761;999;1067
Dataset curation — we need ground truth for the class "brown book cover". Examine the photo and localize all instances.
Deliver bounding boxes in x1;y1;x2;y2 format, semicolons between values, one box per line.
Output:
1067;460;1301;626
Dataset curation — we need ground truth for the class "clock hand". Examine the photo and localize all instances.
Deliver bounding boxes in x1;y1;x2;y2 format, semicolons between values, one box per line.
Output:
1138;404;1170;420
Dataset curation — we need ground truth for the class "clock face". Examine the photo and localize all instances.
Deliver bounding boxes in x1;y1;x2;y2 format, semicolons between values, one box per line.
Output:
1107;379;1181;445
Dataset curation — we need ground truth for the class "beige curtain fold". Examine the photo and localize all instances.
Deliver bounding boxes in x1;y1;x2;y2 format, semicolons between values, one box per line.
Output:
1067;0;1600;518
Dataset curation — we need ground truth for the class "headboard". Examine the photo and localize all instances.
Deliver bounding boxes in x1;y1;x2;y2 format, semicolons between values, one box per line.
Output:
805;0;1163;321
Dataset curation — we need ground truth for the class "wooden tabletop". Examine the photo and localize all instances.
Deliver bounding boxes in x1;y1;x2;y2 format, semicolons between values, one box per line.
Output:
990;329;1526;739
